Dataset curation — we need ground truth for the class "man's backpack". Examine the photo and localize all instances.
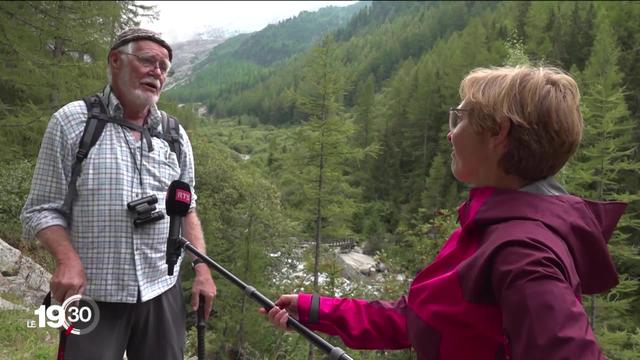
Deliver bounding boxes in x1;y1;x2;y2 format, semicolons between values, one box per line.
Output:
62;94;182;212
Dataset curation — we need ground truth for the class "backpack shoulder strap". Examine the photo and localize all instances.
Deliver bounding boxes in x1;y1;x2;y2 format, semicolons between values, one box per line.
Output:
160;111;182;166
62;95;109;212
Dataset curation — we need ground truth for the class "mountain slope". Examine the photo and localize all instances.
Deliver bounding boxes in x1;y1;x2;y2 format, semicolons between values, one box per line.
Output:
165;37;226;90
188;1;498;122
232;2;369;66
166;2;368;103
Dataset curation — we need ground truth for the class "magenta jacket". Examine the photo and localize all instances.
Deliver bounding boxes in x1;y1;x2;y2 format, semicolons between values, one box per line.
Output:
297;186;626;359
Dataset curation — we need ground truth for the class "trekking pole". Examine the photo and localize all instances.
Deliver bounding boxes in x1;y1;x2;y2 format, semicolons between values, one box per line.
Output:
177;237;354;360
197;294;206;360
43;292;68;360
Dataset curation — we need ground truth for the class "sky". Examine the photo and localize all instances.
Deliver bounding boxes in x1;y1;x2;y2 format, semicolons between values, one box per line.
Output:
139;1;358;43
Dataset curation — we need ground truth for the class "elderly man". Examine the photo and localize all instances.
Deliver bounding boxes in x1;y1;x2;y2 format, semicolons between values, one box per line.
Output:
21;28;216;359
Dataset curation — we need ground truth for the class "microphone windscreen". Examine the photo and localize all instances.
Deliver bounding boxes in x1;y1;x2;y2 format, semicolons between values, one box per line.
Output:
166;180;192;216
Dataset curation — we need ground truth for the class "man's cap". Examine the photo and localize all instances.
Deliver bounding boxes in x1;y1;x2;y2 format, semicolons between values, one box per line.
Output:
110;28;172;61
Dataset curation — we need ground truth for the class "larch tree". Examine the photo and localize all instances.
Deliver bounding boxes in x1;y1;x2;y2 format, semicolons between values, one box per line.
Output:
561;9;640;357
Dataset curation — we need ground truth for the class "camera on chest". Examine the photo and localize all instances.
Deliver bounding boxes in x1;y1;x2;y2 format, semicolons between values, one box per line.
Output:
127;195;164;227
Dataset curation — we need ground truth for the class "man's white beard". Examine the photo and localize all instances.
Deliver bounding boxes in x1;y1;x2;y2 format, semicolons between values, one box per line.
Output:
120;67;160;109
130;87;160;108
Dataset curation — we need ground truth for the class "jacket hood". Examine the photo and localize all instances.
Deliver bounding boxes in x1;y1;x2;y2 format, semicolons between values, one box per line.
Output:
462;184;627;295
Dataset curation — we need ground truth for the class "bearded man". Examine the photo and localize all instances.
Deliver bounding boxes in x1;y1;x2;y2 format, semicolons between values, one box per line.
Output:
21;28;216;360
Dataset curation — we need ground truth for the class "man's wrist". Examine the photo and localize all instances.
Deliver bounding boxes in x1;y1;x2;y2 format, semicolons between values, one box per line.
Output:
56;253;82;267
191;258;206;270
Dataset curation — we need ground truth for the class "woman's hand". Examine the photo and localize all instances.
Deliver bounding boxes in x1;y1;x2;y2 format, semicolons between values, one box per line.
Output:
259;294;299;331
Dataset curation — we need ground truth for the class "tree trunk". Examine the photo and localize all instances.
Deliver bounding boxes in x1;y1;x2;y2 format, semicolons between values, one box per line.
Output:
310;135;325;360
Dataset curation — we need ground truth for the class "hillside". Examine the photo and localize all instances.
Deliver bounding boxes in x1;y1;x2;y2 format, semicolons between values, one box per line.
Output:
164;37;227;91
166;1;368;104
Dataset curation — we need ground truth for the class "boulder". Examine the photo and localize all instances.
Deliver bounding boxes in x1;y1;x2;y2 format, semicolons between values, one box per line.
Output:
0;238;51;310
337;252;378;278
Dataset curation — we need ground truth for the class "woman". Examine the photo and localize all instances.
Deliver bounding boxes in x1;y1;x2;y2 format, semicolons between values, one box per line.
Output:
262;66;626;359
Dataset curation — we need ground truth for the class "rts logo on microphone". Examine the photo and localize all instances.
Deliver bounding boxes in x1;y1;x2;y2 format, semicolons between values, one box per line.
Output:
176;189;191;204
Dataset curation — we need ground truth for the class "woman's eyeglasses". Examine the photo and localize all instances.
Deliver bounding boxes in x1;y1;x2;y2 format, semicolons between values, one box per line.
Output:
120;51;171;75
448;107;468;130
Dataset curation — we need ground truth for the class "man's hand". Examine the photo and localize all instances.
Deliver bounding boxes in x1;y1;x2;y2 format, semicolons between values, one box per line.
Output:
37;226;87;303
183;212;216;319
191;264;216;320
51;256;86;303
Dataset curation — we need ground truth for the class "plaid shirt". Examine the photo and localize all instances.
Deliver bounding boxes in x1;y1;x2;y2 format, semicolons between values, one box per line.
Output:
21;86;198;303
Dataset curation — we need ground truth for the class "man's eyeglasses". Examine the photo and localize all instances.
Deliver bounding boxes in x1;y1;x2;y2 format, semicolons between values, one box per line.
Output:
120;51;171;75
448;107;468;130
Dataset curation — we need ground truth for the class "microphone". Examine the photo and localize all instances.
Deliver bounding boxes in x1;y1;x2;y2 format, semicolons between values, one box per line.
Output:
165;180;192;276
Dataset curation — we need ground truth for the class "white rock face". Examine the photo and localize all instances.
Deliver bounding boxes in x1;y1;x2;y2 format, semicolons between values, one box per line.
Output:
0;238;22;271
164;38;226;91
338;252;378;278
0;238;51;310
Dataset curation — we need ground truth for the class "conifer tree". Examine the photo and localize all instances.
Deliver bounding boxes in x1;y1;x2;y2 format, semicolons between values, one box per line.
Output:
406;56;443;200
0;1;154;161
283;35;366;297
419;153;448;217
561;9;640;357
285;34;372;360
523;2;553;61
354;74;375;149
